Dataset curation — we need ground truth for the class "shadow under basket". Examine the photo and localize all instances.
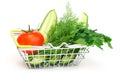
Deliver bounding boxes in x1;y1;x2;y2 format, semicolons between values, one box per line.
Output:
11;30;89;69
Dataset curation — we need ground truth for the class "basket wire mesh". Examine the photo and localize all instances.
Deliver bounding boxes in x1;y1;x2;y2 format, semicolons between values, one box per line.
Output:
11;30;89;69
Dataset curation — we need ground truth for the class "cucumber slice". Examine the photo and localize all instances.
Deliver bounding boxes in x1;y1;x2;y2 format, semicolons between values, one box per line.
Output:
49;55;61;65
79;12;88;28
29;55;45;66
38;9;57;44
61;54;76;65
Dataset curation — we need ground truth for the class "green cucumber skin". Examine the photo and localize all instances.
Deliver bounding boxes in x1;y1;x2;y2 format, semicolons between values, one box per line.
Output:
60;54;76;65
79;12;88;28
38;9;57;44
29;56;45;66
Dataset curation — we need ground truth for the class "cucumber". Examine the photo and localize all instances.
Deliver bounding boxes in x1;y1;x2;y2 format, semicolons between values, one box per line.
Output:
79;12;88;28
29;55;45;66
60;54;76;65
49;55;61;65
38;9;57;44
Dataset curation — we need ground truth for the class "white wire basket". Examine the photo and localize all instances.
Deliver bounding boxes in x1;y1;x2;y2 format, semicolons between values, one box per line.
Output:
11;30;89;69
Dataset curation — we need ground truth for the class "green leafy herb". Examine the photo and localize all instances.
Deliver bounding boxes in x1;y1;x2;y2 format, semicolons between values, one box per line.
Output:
47;3;112;49
73;28;112;49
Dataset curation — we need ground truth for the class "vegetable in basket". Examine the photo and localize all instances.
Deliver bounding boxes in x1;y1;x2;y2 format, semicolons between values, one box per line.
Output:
17;25;44;55
60;54;76;65
38;9;57;44
29;55;45;67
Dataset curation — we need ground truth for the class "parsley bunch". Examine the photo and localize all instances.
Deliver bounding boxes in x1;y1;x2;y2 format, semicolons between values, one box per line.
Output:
72;28;112;49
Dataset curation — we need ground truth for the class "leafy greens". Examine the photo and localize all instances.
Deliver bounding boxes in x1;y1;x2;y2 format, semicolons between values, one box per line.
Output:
47;4;112;49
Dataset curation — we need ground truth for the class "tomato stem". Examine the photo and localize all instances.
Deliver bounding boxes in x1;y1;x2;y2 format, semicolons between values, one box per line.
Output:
21;25;33;32
28;25;31;32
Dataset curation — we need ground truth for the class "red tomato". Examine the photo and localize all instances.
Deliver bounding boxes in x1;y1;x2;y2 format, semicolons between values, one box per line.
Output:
17;31;44;54
22;50;38;55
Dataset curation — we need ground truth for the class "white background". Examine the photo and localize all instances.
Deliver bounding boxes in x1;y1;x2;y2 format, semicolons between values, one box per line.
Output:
0;0;120;76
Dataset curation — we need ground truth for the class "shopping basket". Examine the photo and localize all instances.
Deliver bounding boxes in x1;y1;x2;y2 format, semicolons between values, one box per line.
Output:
11;30;89;69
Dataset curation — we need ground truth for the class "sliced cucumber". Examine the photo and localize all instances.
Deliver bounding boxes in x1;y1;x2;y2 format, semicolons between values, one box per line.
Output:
29;55;45;66
61;54;76;65
79;12;88;28
49;55;61;65
38;9;57;44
